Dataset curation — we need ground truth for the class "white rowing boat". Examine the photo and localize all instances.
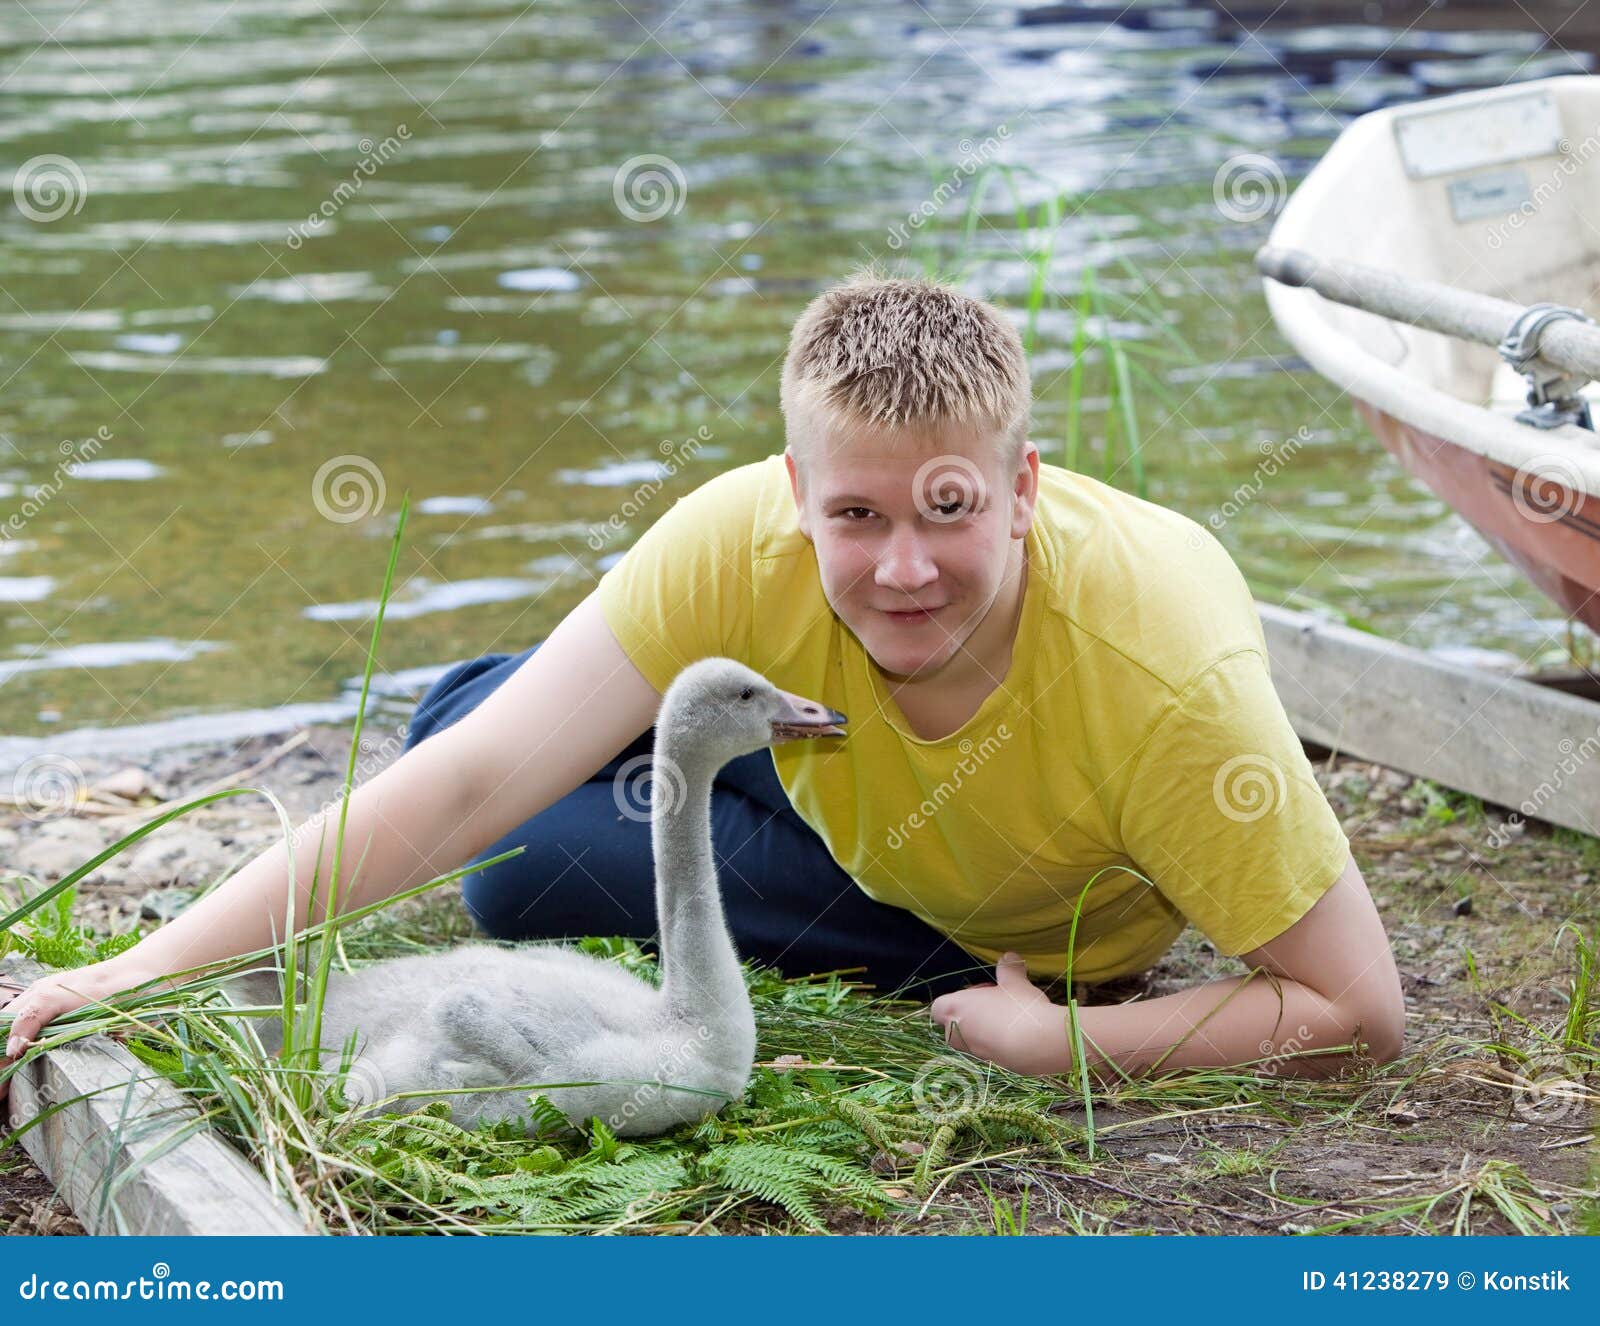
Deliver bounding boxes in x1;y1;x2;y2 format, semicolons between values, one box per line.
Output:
1261;74;1600;633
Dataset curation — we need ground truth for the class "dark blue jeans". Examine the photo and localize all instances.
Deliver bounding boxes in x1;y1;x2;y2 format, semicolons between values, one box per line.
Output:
402;644;988;1001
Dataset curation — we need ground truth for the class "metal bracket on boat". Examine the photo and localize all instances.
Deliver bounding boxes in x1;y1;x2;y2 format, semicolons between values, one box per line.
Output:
1497;303;1597;431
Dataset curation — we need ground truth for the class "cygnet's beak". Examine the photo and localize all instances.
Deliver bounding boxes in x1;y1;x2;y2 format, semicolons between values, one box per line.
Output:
770;688;848;742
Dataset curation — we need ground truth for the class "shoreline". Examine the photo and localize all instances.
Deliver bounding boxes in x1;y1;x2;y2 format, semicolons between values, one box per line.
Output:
0;661;450;785
1;720;413;940
2;718;1595;1233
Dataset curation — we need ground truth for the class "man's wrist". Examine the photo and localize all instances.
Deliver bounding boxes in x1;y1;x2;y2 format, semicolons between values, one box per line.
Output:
1005;1001;1077;1077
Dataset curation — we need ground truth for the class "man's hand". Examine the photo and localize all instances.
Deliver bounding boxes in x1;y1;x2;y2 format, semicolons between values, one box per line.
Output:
0;959;159;1107
924;859;1404;1083
928;953;1075;1077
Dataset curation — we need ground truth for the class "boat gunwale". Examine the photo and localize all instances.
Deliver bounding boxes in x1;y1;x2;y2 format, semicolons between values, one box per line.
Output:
1263;73;1600;497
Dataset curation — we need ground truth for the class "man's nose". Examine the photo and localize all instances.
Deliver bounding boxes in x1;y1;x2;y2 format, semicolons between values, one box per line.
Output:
875;528;938;589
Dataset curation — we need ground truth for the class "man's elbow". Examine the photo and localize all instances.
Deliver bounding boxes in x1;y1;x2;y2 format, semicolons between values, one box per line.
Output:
1346;990;1406;1067
1364;1013;1406;1067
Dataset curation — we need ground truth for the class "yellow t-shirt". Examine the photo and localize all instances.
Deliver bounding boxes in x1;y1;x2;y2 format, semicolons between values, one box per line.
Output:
595;454;1349;984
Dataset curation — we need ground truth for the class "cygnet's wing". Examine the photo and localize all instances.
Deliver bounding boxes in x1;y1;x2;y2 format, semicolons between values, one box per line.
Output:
455;947;673;1054
242;942;667;1059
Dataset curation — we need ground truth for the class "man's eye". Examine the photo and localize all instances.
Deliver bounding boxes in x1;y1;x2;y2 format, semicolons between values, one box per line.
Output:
936;501;965;517
839;507;872;520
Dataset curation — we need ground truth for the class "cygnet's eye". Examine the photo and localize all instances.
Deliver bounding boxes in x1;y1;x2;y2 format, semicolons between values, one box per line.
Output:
738;686;754;701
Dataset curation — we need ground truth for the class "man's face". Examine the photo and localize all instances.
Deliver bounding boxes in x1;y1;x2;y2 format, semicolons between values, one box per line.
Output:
785;417;1038;682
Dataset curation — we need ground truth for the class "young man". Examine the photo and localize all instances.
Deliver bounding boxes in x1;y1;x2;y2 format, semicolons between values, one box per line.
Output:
0;274;1402;1095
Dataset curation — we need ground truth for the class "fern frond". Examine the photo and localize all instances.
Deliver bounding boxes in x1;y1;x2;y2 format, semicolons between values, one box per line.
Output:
699;1141;824;1230
698;1140;886;1231
585;1115;620;1161
562;1151;694;1222
913;1123;957;1196
972;1103;1080;1157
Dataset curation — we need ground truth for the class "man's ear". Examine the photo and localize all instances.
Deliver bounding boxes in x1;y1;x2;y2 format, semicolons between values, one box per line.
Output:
784;446;812;540
1009;440;1039;540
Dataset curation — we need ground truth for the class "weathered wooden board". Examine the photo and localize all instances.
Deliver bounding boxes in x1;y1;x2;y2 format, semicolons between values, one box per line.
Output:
3;958;308;1235
1259;602;1600;838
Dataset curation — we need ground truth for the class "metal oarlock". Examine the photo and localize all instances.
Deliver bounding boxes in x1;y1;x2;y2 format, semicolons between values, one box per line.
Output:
1498;302;1599;431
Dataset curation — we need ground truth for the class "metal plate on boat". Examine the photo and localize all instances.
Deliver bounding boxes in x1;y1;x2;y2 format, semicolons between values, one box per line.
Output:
1393;88;1564;178
1446;166;1532;222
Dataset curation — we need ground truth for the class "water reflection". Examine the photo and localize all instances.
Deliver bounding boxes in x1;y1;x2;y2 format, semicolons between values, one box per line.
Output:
0;0;1592;741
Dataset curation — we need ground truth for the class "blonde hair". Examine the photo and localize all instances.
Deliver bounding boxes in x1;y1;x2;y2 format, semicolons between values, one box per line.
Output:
779;269;1030;471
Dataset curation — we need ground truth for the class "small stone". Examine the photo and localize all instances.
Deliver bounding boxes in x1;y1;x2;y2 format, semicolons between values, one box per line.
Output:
124;827;231;888
1452;896;1473;917
1145;1152;1183;1165
91;767;168;802
138;888;194;923
12;819;116;885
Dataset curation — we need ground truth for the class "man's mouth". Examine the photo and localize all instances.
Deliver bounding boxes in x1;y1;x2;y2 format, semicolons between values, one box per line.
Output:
880;604;946;623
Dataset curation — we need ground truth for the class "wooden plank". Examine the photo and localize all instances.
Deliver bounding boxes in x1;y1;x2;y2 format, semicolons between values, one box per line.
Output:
3;959;308;1235
1258;602;1600;839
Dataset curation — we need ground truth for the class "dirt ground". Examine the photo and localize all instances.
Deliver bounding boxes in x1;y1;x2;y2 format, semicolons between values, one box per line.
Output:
1;719;1595;1235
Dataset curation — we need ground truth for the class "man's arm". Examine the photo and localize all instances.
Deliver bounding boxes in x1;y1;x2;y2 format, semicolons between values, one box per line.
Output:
930;852;1406;1079
2;589;662;1081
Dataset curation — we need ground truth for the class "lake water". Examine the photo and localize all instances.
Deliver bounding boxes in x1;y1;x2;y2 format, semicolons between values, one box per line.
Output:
1;0;1594;750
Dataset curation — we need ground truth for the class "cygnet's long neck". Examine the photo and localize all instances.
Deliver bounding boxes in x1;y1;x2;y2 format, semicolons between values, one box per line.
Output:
651;727;750;1027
